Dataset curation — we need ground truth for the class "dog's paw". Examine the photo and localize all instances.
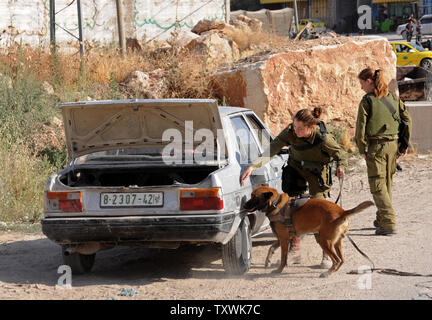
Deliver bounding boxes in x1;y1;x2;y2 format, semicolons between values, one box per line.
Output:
319;271;329;278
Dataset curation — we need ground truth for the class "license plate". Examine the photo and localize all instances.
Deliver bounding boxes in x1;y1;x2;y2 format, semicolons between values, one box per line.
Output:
100;192;164;208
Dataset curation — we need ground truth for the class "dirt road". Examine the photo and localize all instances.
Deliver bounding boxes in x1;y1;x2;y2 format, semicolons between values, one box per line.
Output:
1;154;431;300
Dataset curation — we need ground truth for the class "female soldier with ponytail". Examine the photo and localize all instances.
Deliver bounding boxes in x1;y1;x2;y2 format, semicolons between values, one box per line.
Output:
241;107;347;268
356;68;412;236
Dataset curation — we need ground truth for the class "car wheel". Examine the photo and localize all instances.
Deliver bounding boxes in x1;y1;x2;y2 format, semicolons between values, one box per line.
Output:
421;58;432;70
401;30;407;40
222;217;252;275
62;247;96;274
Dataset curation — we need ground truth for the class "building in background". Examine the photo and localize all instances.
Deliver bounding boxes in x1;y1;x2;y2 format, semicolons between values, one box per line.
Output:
260;0;330;24
258;0;428;33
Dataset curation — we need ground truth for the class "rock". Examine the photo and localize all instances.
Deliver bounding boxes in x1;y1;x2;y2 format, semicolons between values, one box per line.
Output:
211;37;397;136
191;19;229;35
186;30;240;69
42;81;54;95
121;69;164;99
232;15;263;32
166;30;199;48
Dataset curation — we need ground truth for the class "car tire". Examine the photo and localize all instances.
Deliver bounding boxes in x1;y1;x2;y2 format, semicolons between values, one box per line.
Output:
62;247;96;275
222;217;252;275
421;58;432;70
401;30;407;40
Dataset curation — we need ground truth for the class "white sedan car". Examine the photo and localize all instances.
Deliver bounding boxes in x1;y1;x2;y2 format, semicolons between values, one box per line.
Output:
41;99;288;275
396;15;432;39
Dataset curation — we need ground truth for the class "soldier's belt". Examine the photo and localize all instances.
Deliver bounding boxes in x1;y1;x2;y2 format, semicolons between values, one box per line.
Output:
367;136;397;144
289;158;325;172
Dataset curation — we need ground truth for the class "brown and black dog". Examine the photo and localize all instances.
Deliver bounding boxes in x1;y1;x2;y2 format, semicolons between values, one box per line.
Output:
244;186;374;277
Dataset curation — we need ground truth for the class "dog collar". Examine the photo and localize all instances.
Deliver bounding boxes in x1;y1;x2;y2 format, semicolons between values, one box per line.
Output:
268;194;280;212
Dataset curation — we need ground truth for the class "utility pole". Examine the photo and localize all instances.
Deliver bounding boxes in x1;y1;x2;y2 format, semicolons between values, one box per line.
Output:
77;0;85;81
293;0;300;33
49;0;56;53
115;0;126;55
309;0;312;19
77;0;85;58
225;0;230;23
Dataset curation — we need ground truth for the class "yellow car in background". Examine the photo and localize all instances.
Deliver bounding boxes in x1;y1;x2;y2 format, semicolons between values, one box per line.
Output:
390;41;432;69
299;19;326;31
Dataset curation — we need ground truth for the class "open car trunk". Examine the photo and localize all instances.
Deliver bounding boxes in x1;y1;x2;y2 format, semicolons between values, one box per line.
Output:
59;165;219;187
59;99;227;164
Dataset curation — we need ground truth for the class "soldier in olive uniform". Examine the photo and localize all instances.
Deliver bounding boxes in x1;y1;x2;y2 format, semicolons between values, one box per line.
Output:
241;107;347;268
356;68;412;236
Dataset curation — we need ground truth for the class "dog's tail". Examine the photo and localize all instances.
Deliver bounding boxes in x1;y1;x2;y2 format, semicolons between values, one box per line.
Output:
341;200;374;219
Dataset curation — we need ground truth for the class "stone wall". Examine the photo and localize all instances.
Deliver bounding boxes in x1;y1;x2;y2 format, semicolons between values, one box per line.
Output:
211;37;397;136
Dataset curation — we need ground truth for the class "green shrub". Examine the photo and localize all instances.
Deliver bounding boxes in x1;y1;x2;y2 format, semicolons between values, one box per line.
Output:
0;70;61;223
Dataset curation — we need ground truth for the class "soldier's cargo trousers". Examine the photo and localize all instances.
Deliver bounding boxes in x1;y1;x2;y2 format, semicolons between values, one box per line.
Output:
288;159;330;200
365;139;398;230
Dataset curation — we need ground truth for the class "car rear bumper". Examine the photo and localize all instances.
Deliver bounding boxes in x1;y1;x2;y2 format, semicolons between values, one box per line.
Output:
41;213;238;245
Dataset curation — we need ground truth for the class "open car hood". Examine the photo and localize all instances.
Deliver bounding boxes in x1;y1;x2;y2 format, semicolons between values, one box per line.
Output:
60;99;226;163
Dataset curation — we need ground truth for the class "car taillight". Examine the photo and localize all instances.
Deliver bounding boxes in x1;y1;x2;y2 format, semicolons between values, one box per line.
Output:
180;188;223;211
46;191;83;213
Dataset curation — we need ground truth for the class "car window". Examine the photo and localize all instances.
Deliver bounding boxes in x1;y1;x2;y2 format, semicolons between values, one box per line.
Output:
420;17;432;24
395;44;412;53
245;114;271;152
411;43;427;52
230;116;260;165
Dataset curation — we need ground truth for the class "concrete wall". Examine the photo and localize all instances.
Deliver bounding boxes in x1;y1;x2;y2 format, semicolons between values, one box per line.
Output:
406;102;432;152
0;0;226;47
230;8;293;37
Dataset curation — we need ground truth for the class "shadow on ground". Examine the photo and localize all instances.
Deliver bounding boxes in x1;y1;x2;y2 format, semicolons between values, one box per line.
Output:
0;232;285;287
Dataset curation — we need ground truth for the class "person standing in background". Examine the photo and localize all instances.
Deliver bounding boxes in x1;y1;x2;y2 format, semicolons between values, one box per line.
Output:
416;20;422;46
356;68;412;236
405;20;414;42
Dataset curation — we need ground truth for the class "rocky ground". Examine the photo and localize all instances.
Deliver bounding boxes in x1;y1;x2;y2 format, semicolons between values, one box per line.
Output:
0;154;431;301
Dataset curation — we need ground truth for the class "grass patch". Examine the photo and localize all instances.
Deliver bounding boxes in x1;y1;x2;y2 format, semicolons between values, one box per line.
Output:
0;222;42;235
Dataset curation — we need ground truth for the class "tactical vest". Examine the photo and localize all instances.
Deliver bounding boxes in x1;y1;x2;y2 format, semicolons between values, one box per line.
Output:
365;94;400;138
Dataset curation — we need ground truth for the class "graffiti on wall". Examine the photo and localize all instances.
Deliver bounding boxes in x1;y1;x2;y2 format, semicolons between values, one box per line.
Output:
133;0;225;30
0;0;226;47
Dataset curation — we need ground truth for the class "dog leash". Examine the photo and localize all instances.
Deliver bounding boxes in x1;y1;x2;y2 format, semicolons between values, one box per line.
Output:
346;234;432;277
334;175;343;206
346;234;375;269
